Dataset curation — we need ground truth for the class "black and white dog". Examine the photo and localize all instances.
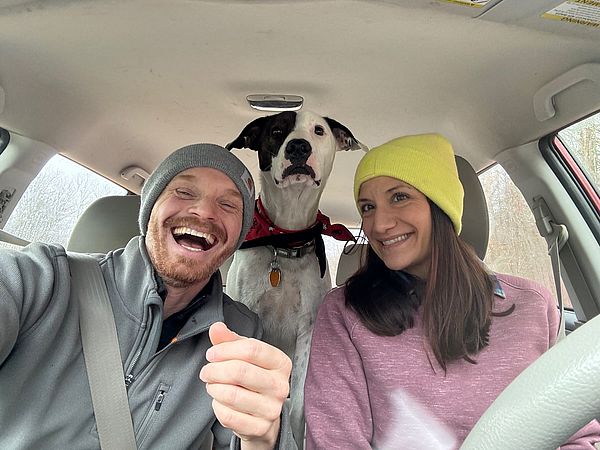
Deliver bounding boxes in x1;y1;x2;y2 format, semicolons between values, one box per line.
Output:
226;110;366;446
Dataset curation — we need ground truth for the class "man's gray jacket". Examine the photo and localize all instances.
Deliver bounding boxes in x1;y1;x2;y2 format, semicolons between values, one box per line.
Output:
0;237;296;449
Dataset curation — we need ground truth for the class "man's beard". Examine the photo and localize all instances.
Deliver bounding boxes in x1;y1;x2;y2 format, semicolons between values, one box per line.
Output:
146;216;234;289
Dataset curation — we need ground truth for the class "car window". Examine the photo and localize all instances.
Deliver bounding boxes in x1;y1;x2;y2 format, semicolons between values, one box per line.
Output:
557;112;600;191
324;230;361;286
480;164;572;308
3;154;127;246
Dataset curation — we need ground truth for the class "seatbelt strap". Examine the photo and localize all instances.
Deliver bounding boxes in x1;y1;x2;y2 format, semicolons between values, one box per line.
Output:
533;196;569;342
68;252;137;450
548;223;568;341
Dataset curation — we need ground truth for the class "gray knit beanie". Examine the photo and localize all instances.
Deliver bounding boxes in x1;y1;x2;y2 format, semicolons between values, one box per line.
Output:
139;143;255;249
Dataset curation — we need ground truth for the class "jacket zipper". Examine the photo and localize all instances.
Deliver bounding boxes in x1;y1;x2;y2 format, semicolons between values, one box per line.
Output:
125;314;211;389
154;390;166;411
125;341;145;387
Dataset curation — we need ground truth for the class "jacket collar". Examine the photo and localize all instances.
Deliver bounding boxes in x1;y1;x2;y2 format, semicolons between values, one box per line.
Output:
111;237;225;337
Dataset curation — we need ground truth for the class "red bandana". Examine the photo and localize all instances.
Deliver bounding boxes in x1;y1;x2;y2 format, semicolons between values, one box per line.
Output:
244;198;355;243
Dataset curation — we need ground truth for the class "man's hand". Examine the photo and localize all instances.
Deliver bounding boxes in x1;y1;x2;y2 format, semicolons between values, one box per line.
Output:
200;322;292;450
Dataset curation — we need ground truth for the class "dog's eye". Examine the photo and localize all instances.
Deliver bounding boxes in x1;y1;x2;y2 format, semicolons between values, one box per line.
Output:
271;127;283;137
314;125;325;136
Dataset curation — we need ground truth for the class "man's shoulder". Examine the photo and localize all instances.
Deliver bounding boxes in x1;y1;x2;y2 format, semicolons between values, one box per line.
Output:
0;241;67;268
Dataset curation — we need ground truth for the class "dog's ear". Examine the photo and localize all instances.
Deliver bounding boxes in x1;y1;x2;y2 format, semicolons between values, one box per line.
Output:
324;117;369;152
226;116;270;151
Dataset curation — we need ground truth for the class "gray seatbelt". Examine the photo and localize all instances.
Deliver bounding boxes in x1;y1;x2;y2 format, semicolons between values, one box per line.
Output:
533;196;568;341
68;252;137;450
548;223;568;341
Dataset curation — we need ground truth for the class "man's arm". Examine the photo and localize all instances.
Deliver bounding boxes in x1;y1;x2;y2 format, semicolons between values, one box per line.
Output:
200;322;296;450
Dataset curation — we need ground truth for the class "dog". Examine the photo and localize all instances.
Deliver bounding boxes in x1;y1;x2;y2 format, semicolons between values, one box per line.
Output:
226;110;366;447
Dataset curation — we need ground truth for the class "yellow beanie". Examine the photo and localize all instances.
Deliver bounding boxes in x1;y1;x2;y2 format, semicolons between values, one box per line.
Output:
354;133;464;234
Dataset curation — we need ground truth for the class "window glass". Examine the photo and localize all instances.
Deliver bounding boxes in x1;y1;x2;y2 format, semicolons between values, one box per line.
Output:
480;165;572;308
557;112;600;189
3;154;126;246
324;230;361;286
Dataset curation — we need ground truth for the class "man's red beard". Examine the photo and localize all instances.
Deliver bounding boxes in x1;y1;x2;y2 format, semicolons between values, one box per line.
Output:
146;216;235;288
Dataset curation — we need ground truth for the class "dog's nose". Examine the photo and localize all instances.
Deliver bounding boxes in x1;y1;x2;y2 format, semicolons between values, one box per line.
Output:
285;139;312;163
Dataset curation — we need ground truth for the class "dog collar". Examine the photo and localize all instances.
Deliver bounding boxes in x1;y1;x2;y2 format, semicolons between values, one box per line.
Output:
240;198;356;280
243;198;355;243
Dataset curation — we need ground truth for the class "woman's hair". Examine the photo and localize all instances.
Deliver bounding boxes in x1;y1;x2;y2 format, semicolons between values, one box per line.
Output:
345;200;514;372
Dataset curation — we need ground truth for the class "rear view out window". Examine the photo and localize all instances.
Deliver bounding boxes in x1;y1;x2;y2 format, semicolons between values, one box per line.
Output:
3;154;126;246
480;165;572;308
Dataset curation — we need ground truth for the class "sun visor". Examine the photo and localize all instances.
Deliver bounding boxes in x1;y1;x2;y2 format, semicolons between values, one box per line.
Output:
480;0;600;40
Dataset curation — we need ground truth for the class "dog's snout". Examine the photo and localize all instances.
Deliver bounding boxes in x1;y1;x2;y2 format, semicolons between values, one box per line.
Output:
285;139;312;163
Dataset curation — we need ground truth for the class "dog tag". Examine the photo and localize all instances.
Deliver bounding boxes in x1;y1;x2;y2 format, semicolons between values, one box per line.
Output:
269;267;281;287
269;256;281;287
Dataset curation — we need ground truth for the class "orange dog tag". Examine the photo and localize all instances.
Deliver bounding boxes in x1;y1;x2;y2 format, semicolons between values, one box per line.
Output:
269;268;281;287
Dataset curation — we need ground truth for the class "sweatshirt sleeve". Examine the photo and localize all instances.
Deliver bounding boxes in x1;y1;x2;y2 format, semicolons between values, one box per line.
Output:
559;420;600;449
304;288;373;449
0;244;64;365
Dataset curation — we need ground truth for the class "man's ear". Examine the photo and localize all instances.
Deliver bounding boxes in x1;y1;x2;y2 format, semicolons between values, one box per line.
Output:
324;117;369;152
226;116;270;151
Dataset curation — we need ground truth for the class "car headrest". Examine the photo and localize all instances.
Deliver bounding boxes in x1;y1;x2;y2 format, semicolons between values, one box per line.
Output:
335;155;489;286
67;195;141;254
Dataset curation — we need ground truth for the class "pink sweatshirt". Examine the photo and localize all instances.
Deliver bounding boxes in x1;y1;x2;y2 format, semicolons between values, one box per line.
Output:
304;273;600;449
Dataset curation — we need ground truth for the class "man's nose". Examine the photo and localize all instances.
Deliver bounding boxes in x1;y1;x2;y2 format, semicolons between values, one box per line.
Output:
187;198;217;220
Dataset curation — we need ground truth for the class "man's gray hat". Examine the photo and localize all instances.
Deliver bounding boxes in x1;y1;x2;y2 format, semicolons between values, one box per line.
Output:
139;143;255;249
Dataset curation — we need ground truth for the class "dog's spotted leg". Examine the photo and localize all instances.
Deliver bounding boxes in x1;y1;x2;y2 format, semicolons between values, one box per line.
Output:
289;325;314;449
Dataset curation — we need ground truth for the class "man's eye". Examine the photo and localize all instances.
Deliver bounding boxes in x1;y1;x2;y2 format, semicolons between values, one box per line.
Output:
175;188;194;198
220;200;241;211
314;125;324;136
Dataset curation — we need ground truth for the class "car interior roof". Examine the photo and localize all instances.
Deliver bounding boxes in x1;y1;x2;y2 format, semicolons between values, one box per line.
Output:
0;0;599;226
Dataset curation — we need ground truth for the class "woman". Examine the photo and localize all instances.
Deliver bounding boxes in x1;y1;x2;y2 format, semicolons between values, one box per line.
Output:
304;134;600;449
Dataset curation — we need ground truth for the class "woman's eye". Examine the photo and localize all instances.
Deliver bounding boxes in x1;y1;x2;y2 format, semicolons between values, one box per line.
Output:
314;125;324;136
392;192;409;202
360;204;374;214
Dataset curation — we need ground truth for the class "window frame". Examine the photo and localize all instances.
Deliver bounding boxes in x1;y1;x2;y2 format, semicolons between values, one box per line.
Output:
539;117;600;245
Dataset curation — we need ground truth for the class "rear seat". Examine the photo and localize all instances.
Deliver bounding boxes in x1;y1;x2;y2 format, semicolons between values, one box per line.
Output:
335;156;489;285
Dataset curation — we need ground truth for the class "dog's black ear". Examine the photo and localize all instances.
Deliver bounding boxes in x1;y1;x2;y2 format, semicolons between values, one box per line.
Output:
226;116;271;151
324;117;368;152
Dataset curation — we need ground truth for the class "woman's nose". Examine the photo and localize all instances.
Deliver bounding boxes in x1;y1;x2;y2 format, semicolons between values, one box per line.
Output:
372;207;396;233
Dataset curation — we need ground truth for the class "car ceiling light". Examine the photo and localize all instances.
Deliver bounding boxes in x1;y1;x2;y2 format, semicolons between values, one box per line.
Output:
246;94;304;112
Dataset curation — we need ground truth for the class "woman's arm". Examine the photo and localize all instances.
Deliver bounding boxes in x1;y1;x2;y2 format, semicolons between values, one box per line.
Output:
304;289;373;450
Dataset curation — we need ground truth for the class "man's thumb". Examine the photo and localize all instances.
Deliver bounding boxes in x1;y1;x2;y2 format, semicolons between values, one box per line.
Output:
208;321;242;346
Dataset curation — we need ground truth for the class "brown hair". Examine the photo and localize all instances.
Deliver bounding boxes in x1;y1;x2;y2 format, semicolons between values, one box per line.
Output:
345;201;514;371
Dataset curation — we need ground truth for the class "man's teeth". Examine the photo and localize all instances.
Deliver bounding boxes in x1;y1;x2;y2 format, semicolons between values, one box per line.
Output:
172;226;216;245
382;234;410;246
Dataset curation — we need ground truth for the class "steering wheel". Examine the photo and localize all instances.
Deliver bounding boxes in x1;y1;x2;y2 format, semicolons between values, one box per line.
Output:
461;313;600;449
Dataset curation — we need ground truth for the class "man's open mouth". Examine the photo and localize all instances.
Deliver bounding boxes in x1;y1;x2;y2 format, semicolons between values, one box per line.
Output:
171;226;218;251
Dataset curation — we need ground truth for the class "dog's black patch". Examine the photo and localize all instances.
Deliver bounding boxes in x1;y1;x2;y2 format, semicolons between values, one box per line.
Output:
226;111;365;172
226;111;297;172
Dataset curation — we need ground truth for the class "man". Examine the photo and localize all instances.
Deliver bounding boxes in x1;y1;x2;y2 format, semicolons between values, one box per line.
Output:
0;143;295;449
